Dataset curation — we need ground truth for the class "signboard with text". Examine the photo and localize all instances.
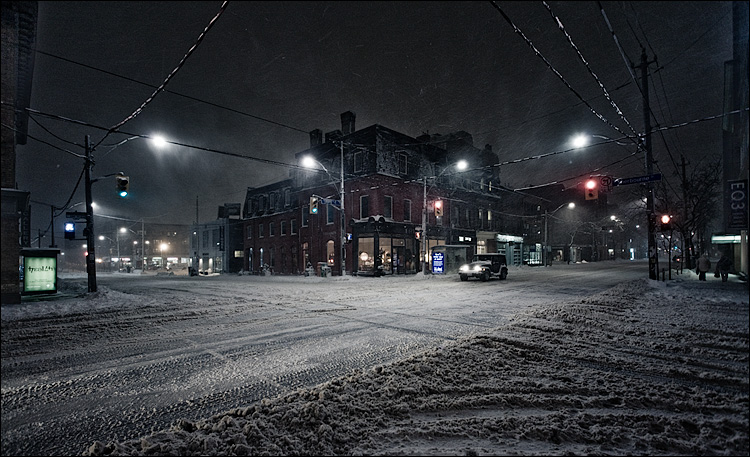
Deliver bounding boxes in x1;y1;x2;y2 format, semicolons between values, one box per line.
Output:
431;252;445;274
23;255;58;294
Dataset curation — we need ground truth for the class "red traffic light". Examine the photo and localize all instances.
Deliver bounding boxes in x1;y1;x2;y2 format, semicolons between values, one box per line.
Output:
585;179;598;200
660;214;672;231
434;200;444;217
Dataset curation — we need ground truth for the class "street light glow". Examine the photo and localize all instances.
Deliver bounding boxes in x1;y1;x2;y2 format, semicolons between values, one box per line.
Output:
456;160;468;171
571;134;589;149
151;135;168;149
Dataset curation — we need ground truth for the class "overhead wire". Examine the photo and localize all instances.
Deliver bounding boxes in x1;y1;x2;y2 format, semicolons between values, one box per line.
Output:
92;1;229;152
542;1;639;138
34;49;309;135
488;1;639;146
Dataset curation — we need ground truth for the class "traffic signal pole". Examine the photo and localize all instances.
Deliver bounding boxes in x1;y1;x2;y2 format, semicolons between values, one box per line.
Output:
637;49;658;280
84;135;97;292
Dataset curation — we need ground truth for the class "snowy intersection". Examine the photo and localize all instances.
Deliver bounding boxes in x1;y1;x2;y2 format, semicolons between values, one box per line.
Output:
2;262;748;456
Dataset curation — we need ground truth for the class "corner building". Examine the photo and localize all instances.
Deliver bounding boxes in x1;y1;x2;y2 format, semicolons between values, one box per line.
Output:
242;111;524;276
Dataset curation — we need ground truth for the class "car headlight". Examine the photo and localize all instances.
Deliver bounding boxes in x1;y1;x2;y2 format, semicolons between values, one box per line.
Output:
460;265;469;272
473;265;482;272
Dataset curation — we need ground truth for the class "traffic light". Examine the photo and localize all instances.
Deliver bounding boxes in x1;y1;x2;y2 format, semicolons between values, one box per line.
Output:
116;174;129;197
64;221;76;240
585;179;598;200
660;214;672;231
309;196;319;214
434;200;444;217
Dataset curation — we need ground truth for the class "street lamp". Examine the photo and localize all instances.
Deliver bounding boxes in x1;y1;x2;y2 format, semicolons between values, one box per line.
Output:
543;202;575;266
302;142;346;277
421;160;468;274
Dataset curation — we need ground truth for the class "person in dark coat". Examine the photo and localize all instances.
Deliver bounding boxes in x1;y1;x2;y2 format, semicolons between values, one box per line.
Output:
696;254;711;281
716;254;732;282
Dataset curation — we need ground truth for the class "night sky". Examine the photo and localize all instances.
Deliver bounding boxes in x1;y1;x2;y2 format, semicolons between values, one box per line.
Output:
17;1;734;236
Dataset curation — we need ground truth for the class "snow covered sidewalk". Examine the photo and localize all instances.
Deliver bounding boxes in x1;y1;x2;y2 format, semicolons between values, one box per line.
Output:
84;278;748;456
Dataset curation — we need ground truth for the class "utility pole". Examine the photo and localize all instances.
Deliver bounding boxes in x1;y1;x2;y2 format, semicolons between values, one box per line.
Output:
50;205;56;248
636;49;658;280
680;155;691;269
84;135;97;292
422;177;428;274
339;141;346;276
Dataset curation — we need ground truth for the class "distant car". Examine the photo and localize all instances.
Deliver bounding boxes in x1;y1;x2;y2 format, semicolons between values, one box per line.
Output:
459;254;508;281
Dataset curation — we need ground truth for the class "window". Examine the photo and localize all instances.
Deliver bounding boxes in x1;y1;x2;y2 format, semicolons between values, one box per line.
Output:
291;219;298;234
284;189;291;207
270;193;277;211
327;203;335;224
259;195;266;211
302;209;309;227
202;231;208;249
398;153;408;175
354;151;363;172
269;222;275;237
281;220;287;236
360;195;369;219
327;240;335;266
384;196;393;219
404;199;411;222
258;223;264;238
246;225;252;239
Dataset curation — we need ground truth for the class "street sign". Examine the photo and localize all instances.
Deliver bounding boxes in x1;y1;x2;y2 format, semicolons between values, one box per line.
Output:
613;173;661;186
66;211;87;220
319;198;341;207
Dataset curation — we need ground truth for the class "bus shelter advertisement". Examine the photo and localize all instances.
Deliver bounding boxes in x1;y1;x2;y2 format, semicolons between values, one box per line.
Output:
24;256;58;294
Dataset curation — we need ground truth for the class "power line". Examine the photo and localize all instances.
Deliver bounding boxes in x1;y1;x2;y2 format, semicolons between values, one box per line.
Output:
93;1;229;151
488;1;639;146
543;1;639;138
34;49;309;135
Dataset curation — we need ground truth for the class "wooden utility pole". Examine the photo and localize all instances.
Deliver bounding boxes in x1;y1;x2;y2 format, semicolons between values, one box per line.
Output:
636;49;658;280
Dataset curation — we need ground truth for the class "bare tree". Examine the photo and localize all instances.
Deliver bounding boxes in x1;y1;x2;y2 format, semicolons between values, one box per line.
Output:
654;158;722;267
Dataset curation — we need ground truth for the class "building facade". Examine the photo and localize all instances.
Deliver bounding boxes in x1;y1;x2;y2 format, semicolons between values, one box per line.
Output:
190;204;245;274
242;111;533;276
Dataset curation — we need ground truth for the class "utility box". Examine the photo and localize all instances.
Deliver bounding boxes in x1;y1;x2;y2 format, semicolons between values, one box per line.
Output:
318;262;331;277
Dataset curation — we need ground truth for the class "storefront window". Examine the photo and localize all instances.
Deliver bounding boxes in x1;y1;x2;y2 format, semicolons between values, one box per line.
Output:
327;240;335;265
358;237;375;272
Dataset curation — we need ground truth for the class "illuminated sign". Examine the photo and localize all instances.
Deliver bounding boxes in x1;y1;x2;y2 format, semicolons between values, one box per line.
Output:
23;255;58;294
431;252;445;274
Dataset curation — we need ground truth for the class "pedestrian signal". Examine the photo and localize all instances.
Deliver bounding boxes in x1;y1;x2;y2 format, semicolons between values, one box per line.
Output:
64;221;76;240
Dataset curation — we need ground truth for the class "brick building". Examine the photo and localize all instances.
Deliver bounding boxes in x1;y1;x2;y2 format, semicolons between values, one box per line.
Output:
242;111;530;276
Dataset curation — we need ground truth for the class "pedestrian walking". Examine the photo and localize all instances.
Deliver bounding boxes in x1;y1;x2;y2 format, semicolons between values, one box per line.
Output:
716;253;732;282
696;253;711;281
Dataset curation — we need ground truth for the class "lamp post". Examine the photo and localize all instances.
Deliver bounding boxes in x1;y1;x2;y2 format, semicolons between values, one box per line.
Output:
421;160;468;274
543;202;575;266
302;143;346;276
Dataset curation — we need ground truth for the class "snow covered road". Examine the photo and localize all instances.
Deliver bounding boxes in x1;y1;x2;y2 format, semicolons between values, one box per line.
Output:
2;261;747;455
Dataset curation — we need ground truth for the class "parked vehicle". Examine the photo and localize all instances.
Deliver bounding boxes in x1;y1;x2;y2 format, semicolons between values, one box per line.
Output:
459;254;508;281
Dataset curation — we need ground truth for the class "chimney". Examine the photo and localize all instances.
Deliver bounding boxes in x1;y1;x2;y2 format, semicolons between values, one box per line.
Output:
340;111;356;135
309;129;322;148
